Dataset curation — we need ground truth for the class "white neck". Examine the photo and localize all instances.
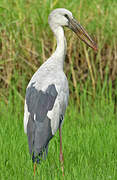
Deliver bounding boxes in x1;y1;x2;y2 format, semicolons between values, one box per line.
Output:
50;26;67;68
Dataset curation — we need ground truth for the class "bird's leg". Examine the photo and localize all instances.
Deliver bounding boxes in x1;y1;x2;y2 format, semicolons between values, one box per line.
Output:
34;162;36;176
59;125;64;176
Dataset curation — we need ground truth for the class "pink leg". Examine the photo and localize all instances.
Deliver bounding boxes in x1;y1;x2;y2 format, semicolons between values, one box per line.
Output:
59;125;64;176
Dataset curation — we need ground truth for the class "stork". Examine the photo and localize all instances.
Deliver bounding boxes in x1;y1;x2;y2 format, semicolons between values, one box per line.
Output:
24;8;97;176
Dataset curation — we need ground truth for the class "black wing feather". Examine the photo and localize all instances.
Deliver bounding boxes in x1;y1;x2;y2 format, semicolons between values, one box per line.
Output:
26;83;58;163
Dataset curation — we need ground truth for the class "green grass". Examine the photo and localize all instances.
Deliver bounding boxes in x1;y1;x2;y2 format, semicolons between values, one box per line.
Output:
0;0;117;179
0;89;117;180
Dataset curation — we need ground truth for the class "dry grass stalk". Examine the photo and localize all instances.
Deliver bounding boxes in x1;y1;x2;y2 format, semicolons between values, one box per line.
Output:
68;36;80;106
84;45;96;96
41;38;46;63
111;41;117;81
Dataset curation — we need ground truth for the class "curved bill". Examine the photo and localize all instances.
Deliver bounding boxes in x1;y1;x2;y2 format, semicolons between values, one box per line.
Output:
69;18;97;51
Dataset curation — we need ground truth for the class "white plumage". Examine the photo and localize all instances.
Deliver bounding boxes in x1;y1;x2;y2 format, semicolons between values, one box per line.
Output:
23;8;97;175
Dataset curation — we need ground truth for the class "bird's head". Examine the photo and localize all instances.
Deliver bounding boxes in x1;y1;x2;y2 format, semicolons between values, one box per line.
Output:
48;8;97;51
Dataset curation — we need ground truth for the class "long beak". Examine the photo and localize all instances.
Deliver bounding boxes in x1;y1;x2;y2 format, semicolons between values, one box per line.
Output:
69;18;97;51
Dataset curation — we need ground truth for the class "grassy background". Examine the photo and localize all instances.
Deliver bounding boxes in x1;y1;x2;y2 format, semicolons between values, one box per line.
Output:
0;0;117;179
0;90;117;180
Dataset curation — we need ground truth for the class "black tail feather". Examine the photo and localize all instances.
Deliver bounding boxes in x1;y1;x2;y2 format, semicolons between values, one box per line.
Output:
32;152;41;164
32;144;49;164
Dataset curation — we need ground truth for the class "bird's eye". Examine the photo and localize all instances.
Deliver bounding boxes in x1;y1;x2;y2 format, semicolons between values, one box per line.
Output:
64;14;69;20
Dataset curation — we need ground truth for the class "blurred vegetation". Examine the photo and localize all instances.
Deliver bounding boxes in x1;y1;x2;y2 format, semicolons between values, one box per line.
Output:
0;1;117;179
0;0;117;105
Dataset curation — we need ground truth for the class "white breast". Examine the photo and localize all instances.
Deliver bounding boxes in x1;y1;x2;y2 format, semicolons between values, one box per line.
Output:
24;63;69;135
